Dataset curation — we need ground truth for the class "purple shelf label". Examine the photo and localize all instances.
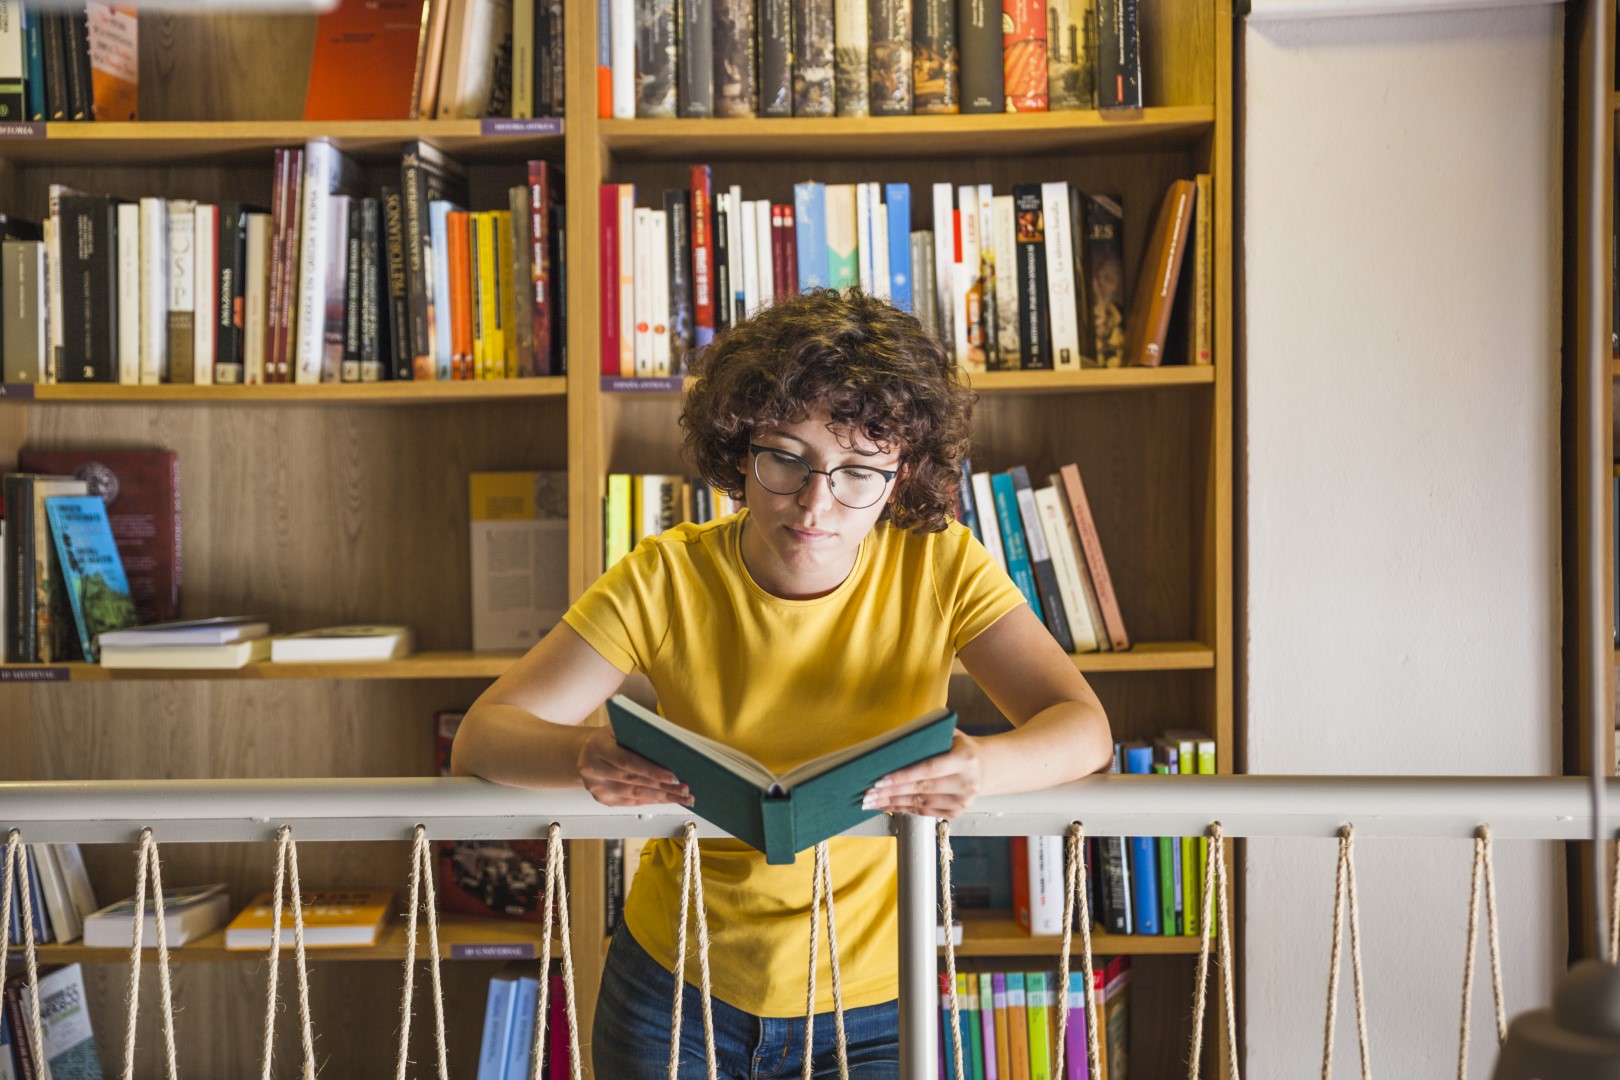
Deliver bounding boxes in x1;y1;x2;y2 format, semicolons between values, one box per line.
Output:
450;942;536;961
601;376;683;393
481;118;564;137
0;123;45;139
0;383;37;399
0;667;69;682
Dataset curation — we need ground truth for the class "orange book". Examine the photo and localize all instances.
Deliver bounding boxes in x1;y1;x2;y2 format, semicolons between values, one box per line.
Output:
86;3;138;121
224;888;393;949
447;210;474;381
1123;179;1196;367
303;0;426;120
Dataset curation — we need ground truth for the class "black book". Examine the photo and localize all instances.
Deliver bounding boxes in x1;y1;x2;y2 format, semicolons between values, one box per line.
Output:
401;142;468;380
1067;184;1091;370
792;0;834;116
911;0;957;114
535;0;557;116
41;12;67;121
713;0;756;117
757;0;792;116
1081;192;1125;368
359;197;382;381
713;198;731;331
957;0;1002;113
679;0;714;115
664;189;694;371
635;0;677;117
214;202;250;385
342;198;363;382
64;10;90;120
1012;184;1051;370
55;195;117;382
3;474;32;662
381;186;410;380
550;200;566;373
1095;0;1141;110
542;0;565;115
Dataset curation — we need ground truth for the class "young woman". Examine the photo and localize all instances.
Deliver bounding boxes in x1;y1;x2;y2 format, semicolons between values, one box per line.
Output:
452;289;1113;1078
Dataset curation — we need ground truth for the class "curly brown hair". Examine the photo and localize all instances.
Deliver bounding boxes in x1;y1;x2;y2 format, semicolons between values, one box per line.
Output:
680;289;974;533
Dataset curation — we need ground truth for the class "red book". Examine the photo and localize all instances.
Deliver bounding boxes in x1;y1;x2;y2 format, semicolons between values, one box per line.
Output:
548;972;569;1076
303;0;426;120
690;166;715;347
781;203;798;297
266;150;289;384
272;148;306;383
771;203;788;304
447;211;473;381
600;185;621;375
1001;0;1048;112
17;448;181;626
1057;462;1129;650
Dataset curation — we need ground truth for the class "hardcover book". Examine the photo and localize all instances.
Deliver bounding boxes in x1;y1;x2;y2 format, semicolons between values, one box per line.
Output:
792;0;835;116
43;495;137;662
607;693;957;864
224;888;393;949
712;0;755;116
86;2;137;121
1046;0;1093;109
868;0;911;115
757;0;791;115
832;0;869;115
82;883;229;948
634;0;676;117
911;0;956;113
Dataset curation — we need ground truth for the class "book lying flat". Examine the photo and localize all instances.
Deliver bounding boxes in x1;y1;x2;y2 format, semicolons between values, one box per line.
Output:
224;888;394;949
606;694;957;865
99;616;270;647
99;637;272;670
81;883;230;948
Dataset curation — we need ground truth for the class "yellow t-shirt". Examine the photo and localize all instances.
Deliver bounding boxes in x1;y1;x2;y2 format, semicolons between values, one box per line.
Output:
562;511;1024;1016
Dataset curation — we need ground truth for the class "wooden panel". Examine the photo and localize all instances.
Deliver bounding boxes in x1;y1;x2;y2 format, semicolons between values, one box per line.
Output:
1139;0;1217;109
953;670;1215;745
137;13;318;122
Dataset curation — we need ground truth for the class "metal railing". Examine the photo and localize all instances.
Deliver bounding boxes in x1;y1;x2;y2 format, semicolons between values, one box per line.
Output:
3;773;1614;1078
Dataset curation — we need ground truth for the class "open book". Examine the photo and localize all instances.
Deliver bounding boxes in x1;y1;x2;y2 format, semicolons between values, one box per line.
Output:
606;694;957;864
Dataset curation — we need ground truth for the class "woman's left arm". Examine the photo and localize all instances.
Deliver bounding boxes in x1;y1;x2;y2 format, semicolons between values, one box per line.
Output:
863;604;1114;818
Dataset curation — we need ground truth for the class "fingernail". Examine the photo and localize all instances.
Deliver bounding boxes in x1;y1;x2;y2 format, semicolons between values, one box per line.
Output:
873;778;889;789
861;793;879;810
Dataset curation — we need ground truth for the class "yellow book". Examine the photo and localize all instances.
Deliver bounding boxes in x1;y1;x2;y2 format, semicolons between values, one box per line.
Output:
605;473;633;568
468;209;487;379
475;211;499;379
224;888;393;949
494;209;515;378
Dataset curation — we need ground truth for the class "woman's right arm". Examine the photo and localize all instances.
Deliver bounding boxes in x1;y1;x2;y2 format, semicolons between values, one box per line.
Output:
450;622;692;807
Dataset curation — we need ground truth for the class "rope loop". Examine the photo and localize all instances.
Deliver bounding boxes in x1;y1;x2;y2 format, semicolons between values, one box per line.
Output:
800;839;848;1080
1457;824;1506;1080
1321;825;1371;1080
260;825;318;1080
121;828;180;1080
668;821;719;1080
531;823;582;1080
1054;823;1101;1080
937;820;964;1080
0;832;46;1072
394;824;449;1080
1187;822;1241;1080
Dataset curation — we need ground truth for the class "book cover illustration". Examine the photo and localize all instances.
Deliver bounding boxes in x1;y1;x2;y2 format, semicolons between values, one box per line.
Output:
792;0;834;116
634;0;676;117
832;0;868;115
1083;193;1126;368
44;495;137;663
911;0;956;113
867;0;911;115
712;0;756;117
1046;0;1094;109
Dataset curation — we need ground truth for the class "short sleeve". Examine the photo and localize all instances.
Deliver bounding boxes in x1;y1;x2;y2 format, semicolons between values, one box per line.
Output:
932;522;1027;653
561;538;672;675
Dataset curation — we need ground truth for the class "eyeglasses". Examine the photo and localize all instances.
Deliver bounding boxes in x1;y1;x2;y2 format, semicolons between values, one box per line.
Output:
747;444;900;510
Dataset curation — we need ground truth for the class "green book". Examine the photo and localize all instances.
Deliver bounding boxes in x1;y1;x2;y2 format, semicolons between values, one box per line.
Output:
1026;970;1052;1080
606;694;957;865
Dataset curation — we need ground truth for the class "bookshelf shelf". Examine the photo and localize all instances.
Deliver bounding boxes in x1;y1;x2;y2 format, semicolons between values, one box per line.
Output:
601;368;1214;397
35;914;556;965
0;378;566;405
0;652;526;681
950;641;1214;677
950;914;1202;957
598;107;1216;161
0;120;565;166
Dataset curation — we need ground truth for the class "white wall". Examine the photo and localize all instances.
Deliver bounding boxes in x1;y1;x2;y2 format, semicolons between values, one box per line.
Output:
1243;6;1566;1077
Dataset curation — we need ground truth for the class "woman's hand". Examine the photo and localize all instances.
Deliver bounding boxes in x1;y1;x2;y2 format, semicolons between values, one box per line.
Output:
862;731;983;819
576;726;694;807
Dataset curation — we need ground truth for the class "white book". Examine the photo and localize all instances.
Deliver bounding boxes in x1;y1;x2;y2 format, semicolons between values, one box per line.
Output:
931;183;955;351
31;844;81;944
101;617;271;647
1041;181;1084;371
616;184;635;377
970;471;1006;572
192;203;217;384
100;637;272;670
956;184;980;371
871;188;890;302
1024;834;1065;935
50;844;97;924
633;473;675;542
1033;484;1098;651
82;883;230;948
1049;469;1111;652
855;182;873;294
270;625;414;663
429;199;458;380
116;202;140;384
991;194;1021;364
137;196;169;384
754;199;773;311
244;212;271;384
832;0;868;115
740;200;759;319
454;0;510;117
322;193;351;383
632;205;652;377
42;216;59;383
294;139;362;384
727;184;743;317
648;208;670;377
610;0;635;117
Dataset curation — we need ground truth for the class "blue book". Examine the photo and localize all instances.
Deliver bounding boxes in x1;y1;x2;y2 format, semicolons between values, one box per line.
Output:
476;972;518;1080
501;975;540;1080
956;459;982;545
43;496;136;663
989;472;1044;622
26;848;48;944
1122;742;1160;935
938;974;953;1079
795;182;828;291
885;183;912;311
429;200;459;380
22;9;43;123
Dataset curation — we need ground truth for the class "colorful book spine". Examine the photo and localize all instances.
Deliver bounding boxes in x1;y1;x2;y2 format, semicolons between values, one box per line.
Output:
886;182;912;311
978;972;999;1080
1002;0;1047;111
1005;972;1030;1080
913;0;957;113
1064;971;1089;1079
991;972;1012;1080
869;0;912;114
1026;971;1052;1080
1123;742;1160;935
692;166;716;346
990;471;1044;623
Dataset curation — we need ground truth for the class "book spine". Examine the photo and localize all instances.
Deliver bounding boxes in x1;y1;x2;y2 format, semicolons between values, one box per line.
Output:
599;184;620;375
1058;462;1128;650
1123;745;1159;935
244;213;269;384
447;211;472;380
57;196;117;382
618;184;635;376
712;194;731;331
1192;172;1212;364
116;202;140;383
192;203;217;384
344;198;364;382
215;203;248;385
885;183;911;312
1046;0;1091;109
1012;183;1050;370
758;0;792;116
509;187;535;377
381;186;410;379
21;5;39;121
712;0;755;116
66;8;89;119
665;188;693;371
41;11;66;122
4;476;31;662
1040;181;1083;371
429;199;455;380
931;183;954;350
1002;0;1046;111
911;0;956;114
138;197;168;383
359;198;382;381
529;162;553;376
402;145;435;379
2;241;42;384
825;184;856;289
42;215;57;384
679;0;714;115
1013;465;1072;649
990;471;1043;622
792;0;834;115
833;0;867;115
1126;180;1193;368
976;183;999;371
867;0;911;115
319;193;350;383
958;0;1002;113
275;147;305;382
1094;0;1138;109
691;165;715;347
1081;192;1124;367
634;0;676;117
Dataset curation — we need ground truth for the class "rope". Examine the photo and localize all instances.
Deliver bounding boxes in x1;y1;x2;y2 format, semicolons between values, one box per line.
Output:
668;822;719;1080
1188;822;1241;1080
1457;825;1507;1079
1054;824;1101;1080
1321;826;1371;1080
121;828;180;1080
260;826;318;1080
394;824;450;1080
937;822;965;1080
531;824;582;1080
0;833;46;1072
799;840;848;1080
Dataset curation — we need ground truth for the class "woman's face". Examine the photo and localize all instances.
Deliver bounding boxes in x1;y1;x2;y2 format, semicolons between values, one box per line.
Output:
737;407;903;600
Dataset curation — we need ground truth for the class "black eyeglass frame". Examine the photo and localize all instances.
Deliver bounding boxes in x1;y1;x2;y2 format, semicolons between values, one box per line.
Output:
746;443;901;509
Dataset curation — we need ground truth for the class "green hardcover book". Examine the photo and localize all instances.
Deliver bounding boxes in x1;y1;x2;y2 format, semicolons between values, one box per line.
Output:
1152;760;1177;934
959;972;984;1080
1026;970;1052;1080
606;694;956;865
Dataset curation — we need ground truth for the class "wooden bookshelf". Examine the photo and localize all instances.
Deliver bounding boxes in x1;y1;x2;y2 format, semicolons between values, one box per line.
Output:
950;913;1204;957
0;377;565;404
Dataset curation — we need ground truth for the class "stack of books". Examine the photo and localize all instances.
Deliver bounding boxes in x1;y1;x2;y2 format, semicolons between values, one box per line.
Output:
97;616;271;670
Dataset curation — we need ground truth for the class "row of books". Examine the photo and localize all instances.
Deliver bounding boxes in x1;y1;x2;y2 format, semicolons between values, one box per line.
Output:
0;143;565;387
600;169;1210;382
602;472;743;567
602;0;1140;119
476;967;571;1080
938;960;1129;1080
1;965;104;1080
2;3;137;124
959;462;1127;656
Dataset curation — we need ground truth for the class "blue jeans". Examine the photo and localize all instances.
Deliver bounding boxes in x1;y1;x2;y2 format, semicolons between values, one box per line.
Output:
592;922;901;1079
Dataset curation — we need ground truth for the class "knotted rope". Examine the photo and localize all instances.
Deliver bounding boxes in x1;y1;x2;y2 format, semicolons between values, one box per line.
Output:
1321;825;1371;1080
260;825;318;1080
668;821;718;1080
395;824;449;1080
802;839;848;1080
937;821;965;1080
532;823;581;1080
1054;823;1101;1080
1457;825;1505;1079
122;828;180;1080
1188;822;1240;1080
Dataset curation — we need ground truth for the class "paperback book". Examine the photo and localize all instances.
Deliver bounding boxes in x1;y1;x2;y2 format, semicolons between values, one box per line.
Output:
43;495;137;662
